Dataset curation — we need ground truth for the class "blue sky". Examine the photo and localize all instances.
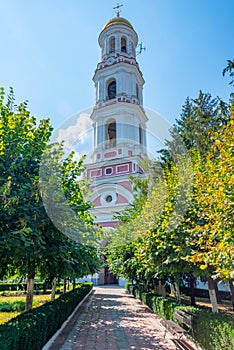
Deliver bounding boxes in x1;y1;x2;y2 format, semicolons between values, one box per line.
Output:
1;0;233;130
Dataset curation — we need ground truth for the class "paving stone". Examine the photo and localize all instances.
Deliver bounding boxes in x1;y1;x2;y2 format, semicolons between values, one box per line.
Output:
48;286;178;350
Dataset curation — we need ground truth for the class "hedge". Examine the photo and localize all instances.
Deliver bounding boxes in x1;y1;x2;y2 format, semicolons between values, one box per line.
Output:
127;283;234;350
0;281;71;293
0;282;50;293
193;310;234;350
0;282;92;350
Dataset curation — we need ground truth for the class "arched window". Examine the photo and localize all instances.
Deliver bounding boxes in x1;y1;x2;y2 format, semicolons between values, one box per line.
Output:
121;37;127;53
131;41;135;55
106;119;116;148
107;79;116;99
136;84;139;99
139;124;143;145
109;36;115;53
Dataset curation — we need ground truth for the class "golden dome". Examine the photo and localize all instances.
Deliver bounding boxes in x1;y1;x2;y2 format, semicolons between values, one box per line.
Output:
103;17;134;31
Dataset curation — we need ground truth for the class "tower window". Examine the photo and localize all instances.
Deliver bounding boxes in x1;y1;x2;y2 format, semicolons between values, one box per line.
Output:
136;84;139;99
106;119;116;148
121;37;127;53
139;124;143;145
131;41;135;55
107;79;116;99
109;36;115;53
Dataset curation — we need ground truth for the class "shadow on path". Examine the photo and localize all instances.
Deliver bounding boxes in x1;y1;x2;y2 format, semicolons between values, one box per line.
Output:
49;285;176;350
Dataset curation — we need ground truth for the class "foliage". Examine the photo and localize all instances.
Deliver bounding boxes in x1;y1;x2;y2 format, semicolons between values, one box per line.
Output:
167;91;229;156
0;301;25;312
128;284;234;350
223;59;234;86
0;88;100;309
107;86;233;306
193;310;234;350
185;112;234;280
129;284;181;320
0;283;92;350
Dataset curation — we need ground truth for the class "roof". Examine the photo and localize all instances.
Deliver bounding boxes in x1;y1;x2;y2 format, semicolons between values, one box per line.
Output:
103;16;134;31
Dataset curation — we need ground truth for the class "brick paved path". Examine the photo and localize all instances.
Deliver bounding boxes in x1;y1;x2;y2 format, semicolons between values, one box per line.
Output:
48;286;178;350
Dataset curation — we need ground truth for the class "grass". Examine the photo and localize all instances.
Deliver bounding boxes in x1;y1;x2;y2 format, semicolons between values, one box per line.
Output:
0;294;60;325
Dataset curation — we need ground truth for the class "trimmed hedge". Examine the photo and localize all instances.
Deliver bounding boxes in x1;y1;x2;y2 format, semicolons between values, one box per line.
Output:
0;282;50;293
127;283;234;350
128;284;180;320
193;310;234;350
0;282;92;350
0;281;72;293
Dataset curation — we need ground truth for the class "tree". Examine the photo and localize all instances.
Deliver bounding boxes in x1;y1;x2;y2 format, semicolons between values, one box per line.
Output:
223;59;234;86
167;91;229;156
0;87;53;309
186;112;234;281
0;88;100;310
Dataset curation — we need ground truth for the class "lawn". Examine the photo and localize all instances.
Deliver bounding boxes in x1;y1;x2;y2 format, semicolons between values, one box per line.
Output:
0;294;59;325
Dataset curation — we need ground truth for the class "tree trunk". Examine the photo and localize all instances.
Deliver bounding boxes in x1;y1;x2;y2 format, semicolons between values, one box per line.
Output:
63;278;67;294
72;278;76;290
158;280;166;297
214;280;222;304
229;279;234;311
170;282;176;296
175;282;181;303
189;274;196;307
50;277;57;301
25;272;35;311
207;277;219;313
153;279;158;293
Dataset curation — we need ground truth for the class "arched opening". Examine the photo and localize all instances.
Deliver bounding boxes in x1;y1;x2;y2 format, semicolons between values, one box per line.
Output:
136;84;139;99
139;124;143;145
109;36;115;53
106;119;116;148
121;37;127;53
131;41;135;55
107;79;116;100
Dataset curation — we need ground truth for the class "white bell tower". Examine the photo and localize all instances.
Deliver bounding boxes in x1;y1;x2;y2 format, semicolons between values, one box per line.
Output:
86;10;148;228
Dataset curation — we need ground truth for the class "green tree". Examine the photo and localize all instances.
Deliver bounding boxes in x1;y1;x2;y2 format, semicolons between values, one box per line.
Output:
167;91;229;156
0;88;100;310
223;59;234;86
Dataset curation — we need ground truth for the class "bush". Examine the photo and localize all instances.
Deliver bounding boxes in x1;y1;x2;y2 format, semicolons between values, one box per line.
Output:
0;283;92;350
0;301;25;312
128;283;234;350
193;310;234;350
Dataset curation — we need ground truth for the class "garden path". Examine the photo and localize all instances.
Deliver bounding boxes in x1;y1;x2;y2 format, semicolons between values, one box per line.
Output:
47;286;183;350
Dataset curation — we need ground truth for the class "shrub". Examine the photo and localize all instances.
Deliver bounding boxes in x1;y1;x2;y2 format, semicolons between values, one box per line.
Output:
0;301;25;312
193;310;234;350
0;283;92;350
128;283;234;350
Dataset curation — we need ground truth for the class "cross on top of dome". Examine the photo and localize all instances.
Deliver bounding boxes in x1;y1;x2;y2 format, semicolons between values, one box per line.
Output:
113;3;123;18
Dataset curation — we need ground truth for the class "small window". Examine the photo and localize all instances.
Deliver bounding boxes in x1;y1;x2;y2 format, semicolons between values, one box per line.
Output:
109;36;115;53
107;80;116;99
121;37;127;53
105;195;113;203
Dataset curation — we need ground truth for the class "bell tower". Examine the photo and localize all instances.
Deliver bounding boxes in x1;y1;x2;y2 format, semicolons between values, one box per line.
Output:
86;10;148;227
